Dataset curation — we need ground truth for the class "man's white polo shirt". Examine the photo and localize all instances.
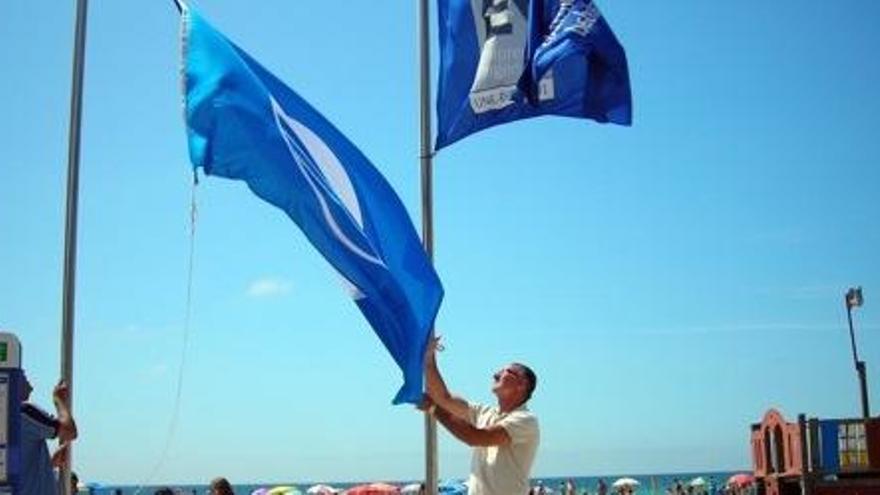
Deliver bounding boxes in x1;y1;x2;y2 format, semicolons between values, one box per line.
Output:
466;402;539;495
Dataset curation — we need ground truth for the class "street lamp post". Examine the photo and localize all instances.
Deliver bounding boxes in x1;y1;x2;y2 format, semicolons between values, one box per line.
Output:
845;287;870;418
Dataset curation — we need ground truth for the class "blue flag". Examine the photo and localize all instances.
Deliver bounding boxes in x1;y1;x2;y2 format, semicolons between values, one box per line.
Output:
436;0;632;149
179;4;443;404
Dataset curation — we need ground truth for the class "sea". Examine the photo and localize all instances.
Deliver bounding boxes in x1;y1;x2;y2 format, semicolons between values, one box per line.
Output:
83;471;741;495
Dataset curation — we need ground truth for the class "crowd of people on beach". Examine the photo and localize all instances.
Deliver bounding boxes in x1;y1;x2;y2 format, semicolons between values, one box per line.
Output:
67;475;759;495
661;478;757;495
522;477;757;495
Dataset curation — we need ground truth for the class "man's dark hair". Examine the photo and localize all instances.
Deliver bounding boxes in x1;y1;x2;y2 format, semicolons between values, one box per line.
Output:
513;363;537;403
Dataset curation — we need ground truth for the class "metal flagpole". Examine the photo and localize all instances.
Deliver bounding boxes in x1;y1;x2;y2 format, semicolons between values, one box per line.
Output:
418;0;439;494
60;1;89;494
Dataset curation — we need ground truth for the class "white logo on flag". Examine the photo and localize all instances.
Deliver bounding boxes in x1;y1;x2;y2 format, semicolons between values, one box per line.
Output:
270;96;386;299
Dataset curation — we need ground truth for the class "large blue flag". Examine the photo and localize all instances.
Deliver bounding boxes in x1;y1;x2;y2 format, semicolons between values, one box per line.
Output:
179;4;443;404
436;0;632;149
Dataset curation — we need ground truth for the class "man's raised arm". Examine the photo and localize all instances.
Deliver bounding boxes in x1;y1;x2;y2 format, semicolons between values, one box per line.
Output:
424;336;470;420
432;405;511;447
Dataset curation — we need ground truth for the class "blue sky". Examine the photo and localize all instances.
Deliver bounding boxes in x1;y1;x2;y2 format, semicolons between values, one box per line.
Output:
1;0;879;486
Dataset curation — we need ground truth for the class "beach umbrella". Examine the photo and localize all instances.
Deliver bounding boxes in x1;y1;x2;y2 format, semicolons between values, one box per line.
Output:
77;481;104;493
308;485;341;494
689;478;707;487
267;487;301;495
438;480;468;495
400;483;422;494
346;483;400;495
612;478;640;489
727;474;754;487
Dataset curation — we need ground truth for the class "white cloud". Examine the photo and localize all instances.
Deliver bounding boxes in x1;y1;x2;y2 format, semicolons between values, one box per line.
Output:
247;277;292;298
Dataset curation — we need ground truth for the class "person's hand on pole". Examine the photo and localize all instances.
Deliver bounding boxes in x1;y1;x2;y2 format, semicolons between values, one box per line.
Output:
53;379;78;442
52;380;70;406
425;335;444;366
417;394;437;416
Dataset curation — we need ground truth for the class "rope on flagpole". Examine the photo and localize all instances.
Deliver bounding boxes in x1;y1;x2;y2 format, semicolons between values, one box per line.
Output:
133;180;199;494
131;6;196;490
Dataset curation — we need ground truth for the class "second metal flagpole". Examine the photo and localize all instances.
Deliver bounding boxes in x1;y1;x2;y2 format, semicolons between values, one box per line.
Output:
60;0;89;494
418;0;439;494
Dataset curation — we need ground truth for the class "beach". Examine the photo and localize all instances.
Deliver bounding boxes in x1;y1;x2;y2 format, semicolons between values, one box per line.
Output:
81;472;741;495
